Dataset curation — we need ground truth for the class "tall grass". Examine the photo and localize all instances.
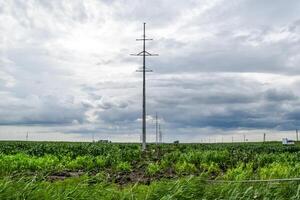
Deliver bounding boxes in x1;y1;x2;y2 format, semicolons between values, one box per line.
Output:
1;176;300;200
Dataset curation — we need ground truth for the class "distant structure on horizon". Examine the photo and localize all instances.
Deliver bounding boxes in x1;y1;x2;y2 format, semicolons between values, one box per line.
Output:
282;138;295;145
97;140;111;143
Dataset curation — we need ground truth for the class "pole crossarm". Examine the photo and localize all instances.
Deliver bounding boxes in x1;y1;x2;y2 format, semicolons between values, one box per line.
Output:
136;38;153;41
130;51;158;56
136;68;153;72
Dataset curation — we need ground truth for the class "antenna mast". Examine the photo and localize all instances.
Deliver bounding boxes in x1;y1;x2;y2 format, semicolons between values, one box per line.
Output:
131;23;158;151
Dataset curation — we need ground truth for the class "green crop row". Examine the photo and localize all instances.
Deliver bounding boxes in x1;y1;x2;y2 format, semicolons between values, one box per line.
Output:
1;149;300;181
0;153;134;175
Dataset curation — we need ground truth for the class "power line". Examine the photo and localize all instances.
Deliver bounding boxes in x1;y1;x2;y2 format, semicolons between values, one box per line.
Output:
207;177;300;184
131;23;158;151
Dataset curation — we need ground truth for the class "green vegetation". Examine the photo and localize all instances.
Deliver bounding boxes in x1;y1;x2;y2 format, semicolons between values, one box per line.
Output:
1;141;300;199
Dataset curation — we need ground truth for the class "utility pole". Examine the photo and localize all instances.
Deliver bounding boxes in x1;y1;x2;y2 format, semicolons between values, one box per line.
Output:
263;133;266;143
232;136;234;143
131;23;158;151
26;132;28;141
159;123;162;143
155;112;158;144
296;129;299;142
243;134;246;143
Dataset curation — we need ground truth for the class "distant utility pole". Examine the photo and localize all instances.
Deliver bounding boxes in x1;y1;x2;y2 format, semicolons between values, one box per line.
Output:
232;136;234;143
155;112;158;144
131;23;158;151
263;133;266;142
159;123;162;143
243;134;246;143
296;129;299;142
26;132;28;141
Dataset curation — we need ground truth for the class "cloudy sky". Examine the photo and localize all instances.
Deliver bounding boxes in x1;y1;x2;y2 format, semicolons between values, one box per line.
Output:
1;0;300;142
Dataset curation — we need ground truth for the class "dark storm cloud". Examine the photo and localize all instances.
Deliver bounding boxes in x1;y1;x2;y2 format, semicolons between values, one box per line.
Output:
167;109;278;129
85;73;300;132
0;95;87;126
264;89;298;102
96;107;140;124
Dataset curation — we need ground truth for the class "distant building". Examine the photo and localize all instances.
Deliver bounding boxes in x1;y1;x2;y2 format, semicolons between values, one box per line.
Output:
97;140;111;143
282;138;295;145
173;140;179;144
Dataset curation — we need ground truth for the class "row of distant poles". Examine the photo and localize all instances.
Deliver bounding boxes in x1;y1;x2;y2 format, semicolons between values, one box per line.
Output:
200;130;300;143
138;112;163;144
131;23;158;151
261;130;300;142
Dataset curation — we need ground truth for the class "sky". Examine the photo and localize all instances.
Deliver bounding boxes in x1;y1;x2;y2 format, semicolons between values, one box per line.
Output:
1;0;300;142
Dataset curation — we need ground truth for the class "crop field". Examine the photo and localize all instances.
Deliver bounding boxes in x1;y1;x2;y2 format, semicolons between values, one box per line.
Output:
1;141;300;199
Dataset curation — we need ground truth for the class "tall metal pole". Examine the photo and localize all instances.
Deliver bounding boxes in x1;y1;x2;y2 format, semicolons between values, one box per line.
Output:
296;129;299;142
159;123;162;143
142;23;146;150
131;23;158;151
155;112;158;144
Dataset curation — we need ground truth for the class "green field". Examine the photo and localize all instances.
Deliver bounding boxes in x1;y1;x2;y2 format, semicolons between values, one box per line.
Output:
1;141;300;199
